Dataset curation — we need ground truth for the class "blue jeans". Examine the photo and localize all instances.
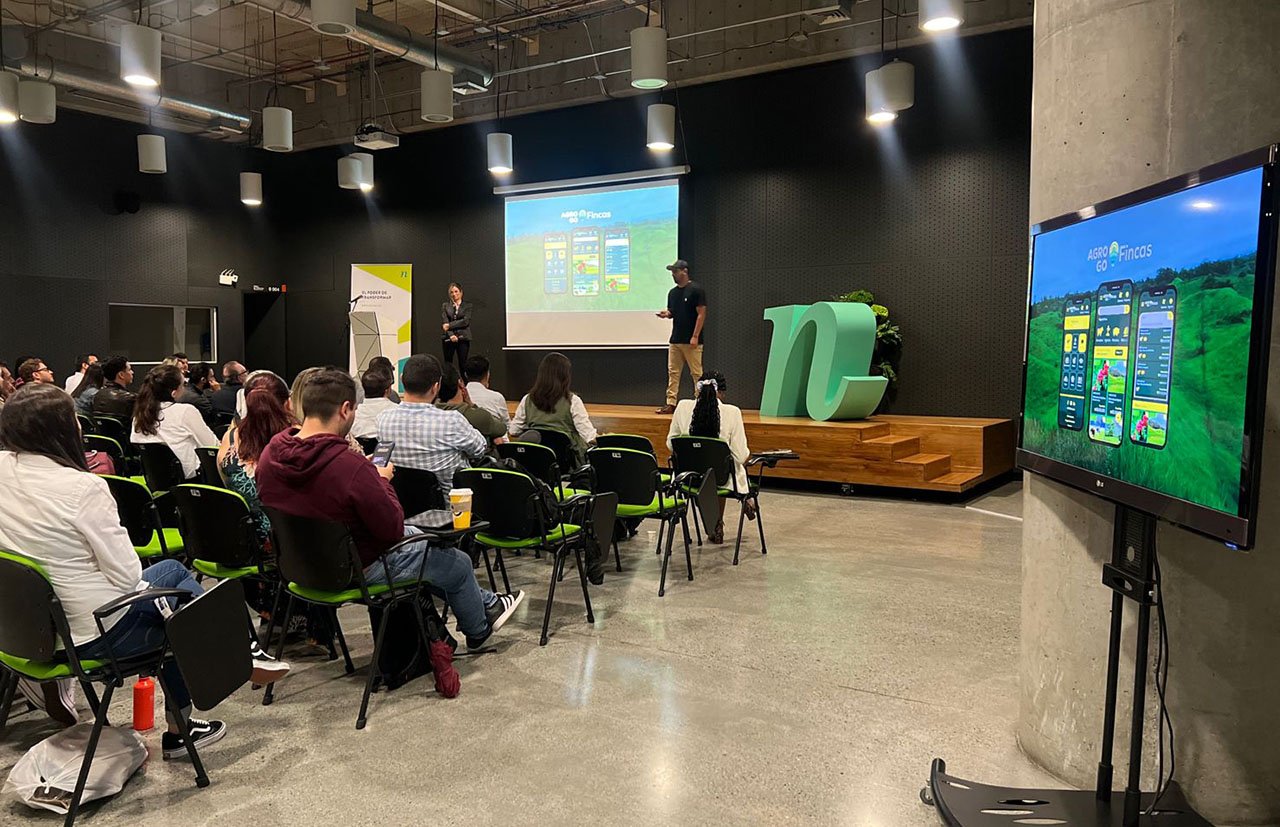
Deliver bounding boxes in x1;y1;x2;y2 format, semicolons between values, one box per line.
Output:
77;559;203;721
363;529;495;639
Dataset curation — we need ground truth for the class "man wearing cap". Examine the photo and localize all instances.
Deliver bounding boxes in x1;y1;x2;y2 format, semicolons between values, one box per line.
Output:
655;259;707;414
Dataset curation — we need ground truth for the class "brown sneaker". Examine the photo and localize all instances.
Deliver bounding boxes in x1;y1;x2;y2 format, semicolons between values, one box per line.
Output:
655;404;676;414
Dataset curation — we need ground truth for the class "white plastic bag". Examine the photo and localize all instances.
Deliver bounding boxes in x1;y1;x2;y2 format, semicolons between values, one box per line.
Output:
3;723;147;814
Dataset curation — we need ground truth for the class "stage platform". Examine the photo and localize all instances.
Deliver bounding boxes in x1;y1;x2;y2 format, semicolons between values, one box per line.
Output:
583;405;1016;494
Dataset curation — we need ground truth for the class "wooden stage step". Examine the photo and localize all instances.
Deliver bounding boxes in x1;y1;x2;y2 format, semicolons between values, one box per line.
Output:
578;405;1016;495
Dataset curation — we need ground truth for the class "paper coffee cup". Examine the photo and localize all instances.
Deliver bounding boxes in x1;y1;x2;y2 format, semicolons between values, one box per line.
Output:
450;488;473;529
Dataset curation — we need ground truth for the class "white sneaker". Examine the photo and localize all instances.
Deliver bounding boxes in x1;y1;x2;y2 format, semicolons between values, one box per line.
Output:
249;640;291;685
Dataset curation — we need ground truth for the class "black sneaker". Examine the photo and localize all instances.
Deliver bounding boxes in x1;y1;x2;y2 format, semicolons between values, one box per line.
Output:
465;591;526;651
162;718;227;760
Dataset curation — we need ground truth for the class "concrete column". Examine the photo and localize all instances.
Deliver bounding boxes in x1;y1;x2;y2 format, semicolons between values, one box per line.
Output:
1021;1;1280;824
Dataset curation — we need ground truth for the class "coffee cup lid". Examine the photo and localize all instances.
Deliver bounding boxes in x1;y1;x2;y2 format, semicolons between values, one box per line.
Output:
449;488;473;496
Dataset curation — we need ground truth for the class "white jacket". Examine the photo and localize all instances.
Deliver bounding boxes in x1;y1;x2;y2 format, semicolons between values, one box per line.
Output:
132;401;217;479
666;399;751;492
0;452;145;645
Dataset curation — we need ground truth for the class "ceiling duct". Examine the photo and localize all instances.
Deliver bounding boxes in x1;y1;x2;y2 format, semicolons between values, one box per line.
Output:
18;56;252;131
245;0;493;87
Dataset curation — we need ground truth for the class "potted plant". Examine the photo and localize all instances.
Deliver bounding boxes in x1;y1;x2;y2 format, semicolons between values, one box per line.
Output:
832;289;902;408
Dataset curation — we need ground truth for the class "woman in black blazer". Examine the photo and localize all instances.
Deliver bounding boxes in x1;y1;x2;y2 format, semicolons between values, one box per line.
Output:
441;282;473;376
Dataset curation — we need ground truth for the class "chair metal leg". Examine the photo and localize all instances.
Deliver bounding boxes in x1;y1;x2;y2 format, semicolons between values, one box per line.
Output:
692;505;703;547
79;681;101;717
64;681;114;827
732;501;749;566
681;513;693;549
658;517;676;597
356;604;393;730
0;671;17;736
540;551;564;646
683;516;695;582
655;520;664;555
263;594;294;706
332;611;355;675
261;580;284;656
495;549;511;594
481;548;498;592
755;494;767;554
613;539;622;572
159;676;210;788
574;546;595;624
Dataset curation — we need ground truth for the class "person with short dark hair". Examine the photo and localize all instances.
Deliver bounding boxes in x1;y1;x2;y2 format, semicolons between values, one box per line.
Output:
211;361;247;417
17;358;55;386
256;365;523;651
171;353;190;376
131;364;217;480
440;282;473;376
93;356;137;420
64;354;98;393
655;259;707;414
464;355;510;431
178;362;217;425
352;367;398;439
362;356;402;404
72;363;106;415
510;352;598;463
436;363;507;447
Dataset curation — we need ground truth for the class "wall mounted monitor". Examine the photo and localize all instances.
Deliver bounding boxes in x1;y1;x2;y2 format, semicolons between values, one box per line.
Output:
1019;146;1279;548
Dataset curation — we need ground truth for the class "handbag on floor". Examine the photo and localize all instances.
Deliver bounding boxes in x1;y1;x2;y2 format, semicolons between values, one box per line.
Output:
3;723;146;815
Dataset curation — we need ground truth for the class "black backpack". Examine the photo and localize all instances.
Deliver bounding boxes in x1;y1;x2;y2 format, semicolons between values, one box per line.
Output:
367;592;455;691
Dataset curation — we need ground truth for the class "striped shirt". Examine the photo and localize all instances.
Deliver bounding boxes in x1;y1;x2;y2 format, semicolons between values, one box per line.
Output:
375;401;486;525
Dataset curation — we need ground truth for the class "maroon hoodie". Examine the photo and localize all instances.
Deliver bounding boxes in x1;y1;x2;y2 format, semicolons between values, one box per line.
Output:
256;429;404;568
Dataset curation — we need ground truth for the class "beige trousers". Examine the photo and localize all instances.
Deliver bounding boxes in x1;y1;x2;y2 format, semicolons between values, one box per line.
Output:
666;343;704;405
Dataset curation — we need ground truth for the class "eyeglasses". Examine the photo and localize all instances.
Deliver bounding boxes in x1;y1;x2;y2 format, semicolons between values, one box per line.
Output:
35;366;51;374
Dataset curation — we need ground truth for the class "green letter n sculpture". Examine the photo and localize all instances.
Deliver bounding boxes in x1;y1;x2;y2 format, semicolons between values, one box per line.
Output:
760;302;888;421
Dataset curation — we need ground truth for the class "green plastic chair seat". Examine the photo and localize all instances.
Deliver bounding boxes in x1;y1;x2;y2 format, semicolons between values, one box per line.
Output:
129;476;148;488
555;487;591;502
617;495;684;518
476;523;581;549
137;528;184;558
679;481;758;498
192;559;259;580
0;651;105;681
287;579;418;605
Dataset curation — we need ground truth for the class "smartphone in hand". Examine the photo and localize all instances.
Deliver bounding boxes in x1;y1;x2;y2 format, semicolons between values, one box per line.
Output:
370;441;395;468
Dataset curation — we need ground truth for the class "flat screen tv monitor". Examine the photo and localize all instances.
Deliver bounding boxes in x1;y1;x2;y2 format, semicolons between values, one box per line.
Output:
1019;147;1279;549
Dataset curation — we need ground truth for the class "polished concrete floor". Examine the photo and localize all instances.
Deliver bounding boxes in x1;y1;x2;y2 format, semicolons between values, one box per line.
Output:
1;489;1057;825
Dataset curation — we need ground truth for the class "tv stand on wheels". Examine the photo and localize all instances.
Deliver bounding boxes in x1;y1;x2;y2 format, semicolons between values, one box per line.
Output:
921;506;1212;826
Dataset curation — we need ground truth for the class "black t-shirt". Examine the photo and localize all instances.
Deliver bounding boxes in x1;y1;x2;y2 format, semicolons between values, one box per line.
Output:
667;281;707;344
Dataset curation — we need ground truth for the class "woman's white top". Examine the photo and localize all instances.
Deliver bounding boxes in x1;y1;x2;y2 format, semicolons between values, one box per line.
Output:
0;452;145;644
666;399;750;492
132;401;217;479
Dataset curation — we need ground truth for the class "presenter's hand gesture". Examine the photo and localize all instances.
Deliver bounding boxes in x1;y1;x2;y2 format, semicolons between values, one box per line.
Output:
656;309;672;318
442;323;450;332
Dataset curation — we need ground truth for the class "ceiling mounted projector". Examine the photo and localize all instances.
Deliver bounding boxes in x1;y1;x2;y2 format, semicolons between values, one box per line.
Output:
354;123;399;150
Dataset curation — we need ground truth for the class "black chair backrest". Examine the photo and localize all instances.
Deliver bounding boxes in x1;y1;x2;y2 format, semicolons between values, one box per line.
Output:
77;413;98;435
454;467;546;539
497;441;560;489
587;447;661;507
103;475;159;546
595;433;655;455
195;447;224;488
262;506;362;593
85;434;125;466
390;466;448;522
139;442;186;492
355;436;378;456
670;435;735;488
531;428;576;470
166;579;253;711
0;551;60;662
94;416;130;450
171;485;259;568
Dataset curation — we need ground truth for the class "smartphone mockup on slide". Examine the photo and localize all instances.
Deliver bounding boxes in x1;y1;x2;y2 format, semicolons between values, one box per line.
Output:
603;229;631;293
571;229;601;296
1087;280;1133;446
1129;286;1176;448
1057;298;1092;430
543;232;568;294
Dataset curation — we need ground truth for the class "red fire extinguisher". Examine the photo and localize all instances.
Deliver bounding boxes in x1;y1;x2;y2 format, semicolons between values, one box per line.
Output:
133;676;155;731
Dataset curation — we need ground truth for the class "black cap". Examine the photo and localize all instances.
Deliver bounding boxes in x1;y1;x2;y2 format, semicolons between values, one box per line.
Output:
666;259;689;271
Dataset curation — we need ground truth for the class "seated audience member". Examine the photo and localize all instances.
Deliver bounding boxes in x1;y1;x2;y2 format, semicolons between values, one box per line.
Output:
92;356;137;420
132;364;218;480
218;370;295;543
368;356;402;403
171;352;190;377
17;358;55;386
178;362;217;425
666;370;753;544
0;385;288;757
510;352;598;464
72;363;106;415
211;361;247;417
376;355;488;525
0;362;15;407
256;366;523;649
351;367;398;439
464;355;511;432
63;354;98;393
436;363;507;448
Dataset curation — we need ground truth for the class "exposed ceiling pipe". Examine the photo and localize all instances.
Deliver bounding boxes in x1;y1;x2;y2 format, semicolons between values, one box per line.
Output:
18;56;252;131
242;0;493;86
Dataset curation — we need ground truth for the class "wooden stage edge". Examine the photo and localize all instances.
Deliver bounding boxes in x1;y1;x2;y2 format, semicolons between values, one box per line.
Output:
582;404;1016;494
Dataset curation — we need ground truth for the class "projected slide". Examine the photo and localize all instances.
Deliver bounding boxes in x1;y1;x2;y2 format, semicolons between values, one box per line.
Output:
505;180;679;348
